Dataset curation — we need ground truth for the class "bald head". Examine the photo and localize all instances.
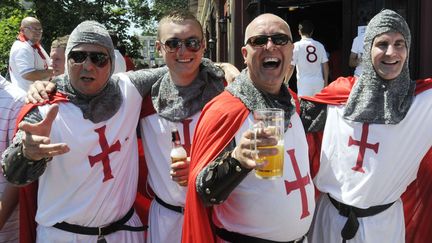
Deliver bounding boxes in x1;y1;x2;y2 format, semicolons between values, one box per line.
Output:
21;17;40;28
20;17;43;44
244;14;291;44
241;13;293;95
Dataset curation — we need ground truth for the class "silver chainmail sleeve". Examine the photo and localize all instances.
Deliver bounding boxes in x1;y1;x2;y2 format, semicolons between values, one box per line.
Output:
126;66;168;98
196;140;252;206
1;108;51;186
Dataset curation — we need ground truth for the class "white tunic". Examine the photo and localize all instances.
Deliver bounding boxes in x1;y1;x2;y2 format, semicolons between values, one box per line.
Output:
9;40;50;91
213;112;315;242
292;37;328;96
35;74;144;243
140;112;200;243
310;89;432;243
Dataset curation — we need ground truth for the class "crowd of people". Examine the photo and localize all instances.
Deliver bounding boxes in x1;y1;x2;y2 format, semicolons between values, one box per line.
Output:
0;7;431;243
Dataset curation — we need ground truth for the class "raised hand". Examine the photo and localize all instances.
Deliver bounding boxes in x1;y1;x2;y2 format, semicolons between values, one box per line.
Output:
26;81;56;104
19;104;69;160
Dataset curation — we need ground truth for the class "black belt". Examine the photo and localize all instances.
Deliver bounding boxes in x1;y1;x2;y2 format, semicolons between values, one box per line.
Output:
154;195;184;214
53;207;146;236
215;226;305;243
328;194;394;241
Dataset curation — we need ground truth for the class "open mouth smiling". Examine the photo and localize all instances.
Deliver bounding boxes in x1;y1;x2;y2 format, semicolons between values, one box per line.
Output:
263;57;281;68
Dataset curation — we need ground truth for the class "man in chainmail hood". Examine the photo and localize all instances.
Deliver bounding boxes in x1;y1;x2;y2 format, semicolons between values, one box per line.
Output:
182;13;314;243
300;9;432;243
1;20;170;242
343;9;415;124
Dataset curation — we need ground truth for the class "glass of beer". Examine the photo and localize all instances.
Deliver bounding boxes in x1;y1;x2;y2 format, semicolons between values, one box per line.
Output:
253;108;284;179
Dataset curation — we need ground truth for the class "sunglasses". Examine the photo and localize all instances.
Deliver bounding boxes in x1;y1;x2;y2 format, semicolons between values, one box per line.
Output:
162;38;202;53
68;51;110;68
246;34;292;47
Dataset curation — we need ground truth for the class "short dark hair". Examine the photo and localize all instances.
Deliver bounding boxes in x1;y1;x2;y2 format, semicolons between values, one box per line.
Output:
298;20;314;35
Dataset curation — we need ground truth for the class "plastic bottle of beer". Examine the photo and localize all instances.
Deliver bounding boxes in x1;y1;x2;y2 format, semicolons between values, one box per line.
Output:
170;128;187;164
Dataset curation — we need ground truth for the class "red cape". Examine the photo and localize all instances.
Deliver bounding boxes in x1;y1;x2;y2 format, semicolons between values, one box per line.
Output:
301;77;432;243
15;93;69;243
182;88;299;243
182;91;249;243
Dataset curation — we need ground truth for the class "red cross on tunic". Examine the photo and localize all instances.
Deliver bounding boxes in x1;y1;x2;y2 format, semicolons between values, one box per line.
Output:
88;125;121;182
348;123;380;173
284;149;311;219
181;119;192;155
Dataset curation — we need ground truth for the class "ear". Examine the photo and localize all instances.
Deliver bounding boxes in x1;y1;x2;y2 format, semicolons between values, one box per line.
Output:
155;41;162;55
202;37;207;50
241;46;248;64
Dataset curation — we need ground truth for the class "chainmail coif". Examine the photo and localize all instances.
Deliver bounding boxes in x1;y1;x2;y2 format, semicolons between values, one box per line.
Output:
226;69;296;131
56;20;122;124
343;9;415;124
151;58;225;122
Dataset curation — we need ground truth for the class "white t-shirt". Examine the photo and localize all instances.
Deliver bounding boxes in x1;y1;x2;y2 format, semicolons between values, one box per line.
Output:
292;37;328;96
9;40;50;91
114;49;127;74
351;34;365;77
0;76;25;243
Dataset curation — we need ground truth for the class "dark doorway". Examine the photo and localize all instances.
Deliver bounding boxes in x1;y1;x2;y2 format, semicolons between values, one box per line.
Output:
259;0;344;92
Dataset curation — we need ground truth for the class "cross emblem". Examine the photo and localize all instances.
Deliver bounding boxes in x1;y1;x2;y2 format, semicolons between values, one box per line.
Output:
284;149;311;219
348;123;380;173
88;125;121;182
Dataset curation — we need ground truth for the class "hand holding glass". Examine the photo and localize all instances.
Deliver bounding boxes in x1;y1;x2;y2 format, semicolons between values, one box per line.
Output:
252;108;284;179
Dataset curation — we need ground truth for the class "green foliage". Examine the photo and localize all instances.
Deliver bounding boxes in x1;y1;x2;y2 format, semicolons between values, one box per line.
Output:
128;0;152;31
0;0;191;74
152;0;189;20
33;0;131;50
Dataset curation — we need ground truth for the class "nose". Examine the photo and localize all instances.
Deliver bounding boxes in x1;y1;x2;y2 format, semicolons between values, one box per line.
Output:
265;38;276;50
81;56;95;70
176;42;188;55
386;44;397;56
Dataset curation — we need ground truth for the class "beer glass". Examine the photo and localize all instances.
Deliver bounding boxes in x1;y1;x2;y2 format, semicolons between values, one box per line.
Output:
253;108;284;179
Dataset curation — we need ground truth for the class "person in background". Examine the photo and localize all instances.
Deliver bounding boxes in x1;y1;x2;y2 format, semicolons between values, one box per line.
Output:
287;20;329;96
50;35;69;77
182;13;314;243
8;17;53;91
300;9;432;243
349;31;365;77
0;75;25;243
